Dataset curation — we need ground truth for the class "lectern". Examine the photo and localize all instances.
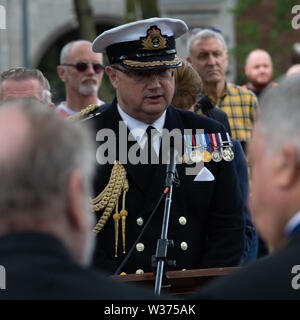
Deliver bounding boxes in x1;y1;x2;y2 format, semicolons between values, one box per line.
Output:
111;267;240;296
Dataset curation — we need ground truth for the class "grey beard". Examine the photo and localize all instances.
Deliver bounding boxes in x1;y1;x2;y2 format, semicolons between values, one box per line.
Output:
79;83;98;95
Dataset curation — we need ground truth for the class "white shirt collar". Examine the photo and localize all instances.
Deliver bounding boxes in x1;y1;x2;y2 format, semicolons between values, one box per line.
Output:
285;210;300;237
117;104;166;152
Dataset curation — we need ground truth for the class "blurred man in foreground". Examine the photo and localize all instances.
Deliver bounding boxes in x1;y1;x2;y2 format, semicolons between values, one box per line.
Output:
286;64;300;77
0;98;157;299
193;75;300;299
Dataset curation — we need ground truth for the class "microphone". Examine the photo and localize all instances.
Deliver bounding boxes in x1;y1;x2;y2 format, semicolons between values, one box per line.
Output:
165;141;176;188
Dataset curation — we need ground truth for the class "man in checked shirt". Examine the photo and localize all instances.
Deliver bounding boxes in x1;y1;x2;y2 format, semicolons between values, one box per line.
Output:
187;28;258;153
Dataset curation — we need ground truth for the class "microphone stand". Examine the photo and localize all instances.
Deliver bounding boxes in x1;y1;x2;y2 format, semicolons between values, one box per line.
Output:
153;143;179;295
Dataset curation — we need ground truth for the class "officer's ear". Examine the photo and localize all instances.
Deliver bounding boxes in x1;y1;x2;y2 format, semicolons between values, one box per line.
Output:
105;66;118;89
57;65;68;83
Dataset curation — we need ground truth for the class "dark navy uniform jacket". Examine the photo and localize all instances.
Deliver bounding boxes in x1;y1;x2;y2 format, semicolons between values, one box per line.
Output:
88;99;245;275
193;229;300;300
0;233;158;299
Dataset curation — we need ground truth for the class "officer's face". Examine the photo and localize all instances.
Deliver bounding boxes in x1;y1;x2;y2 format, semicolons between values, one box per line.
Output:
106;65;175;124
187;37;228;86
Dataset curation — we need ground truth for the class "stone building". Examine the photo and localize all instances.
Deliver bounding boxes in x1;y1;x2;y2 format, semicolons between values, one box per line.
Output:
0;0;236;101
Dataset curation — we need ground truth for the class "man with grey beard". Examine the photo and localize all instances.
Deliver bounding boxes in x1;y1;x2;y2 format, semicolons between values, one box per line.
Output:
56;40;105;117
0;98;158;299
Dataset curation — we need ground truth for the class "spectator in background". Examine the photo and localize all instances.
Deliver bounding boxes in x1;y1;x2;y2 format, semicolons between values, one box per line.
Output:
0;67;53;107
243;49;277;99
244;49;275;258
193;75;300;299
0;98;157;300
286;64;300;77
56;40;105;117
172;61;231;134
186;29;258;152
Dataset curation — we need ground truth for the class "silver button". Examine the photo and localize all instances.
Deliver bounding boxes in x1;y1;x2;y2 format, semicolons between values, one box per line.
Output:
136;269;144;275
180;241;188;251
136;243;145;252
179;216;187;225
136;217;143;226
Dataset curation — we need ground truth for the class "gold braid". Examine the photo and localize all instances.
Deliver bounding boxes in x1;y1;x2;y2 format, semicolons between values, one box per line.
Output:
69;106;130;256
120;178;129;254
92;161;129;256
68;104;99;121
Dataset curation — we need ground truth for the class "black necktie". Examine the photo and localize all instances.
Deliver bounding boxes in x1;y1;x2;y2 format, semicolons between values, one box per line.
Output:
144;126;159;164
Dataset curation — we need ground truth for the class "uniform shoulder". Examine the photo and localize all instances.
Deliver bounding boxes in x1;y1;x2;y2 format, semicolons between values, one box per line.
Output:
170;105;225;133
68;103;110;122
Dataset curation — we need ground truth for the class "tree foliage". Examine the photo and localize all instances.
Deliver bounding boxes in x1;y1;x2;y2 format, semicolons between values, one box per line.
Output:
140;0;159;19
232;0;299;83
73;0;96;41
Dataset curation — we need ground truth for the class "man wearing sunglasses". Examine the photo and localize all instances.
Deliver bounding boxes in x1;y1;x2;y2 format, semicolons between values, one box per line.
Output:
56;40;105;117
83;18;245;276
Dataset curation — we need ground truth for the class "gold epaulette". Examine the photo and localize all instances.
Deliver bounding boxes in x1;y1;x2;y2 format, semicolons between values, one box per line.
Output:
92;161;129;258
68;104;101;122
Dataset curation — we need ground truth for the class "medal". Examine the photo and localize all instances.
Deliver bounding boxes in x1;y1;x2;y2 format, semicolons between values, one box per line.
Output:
218;132;234;162
184;134;205;163
222;148;234;161
212;147;222;162
198;133;211;162
178;153;190;164
189;149;203;163
203;150;212;162
209;134;222;162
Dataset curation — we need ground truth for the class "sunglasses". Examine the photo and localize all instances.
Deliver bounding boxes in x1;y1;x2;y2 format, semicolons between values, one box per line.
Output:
61;61;105;74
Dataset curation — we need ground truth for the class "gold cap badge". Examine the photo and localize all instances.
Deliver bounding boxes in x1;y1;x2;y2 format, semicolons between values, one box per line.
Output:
141;26;167;50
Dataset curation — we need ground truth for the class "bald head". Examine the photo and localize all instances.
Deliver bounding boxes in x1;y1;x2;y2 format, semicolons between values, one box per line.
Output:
286;64;300;77
245;49;272;66
245;49;273;91
60;40;103;65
